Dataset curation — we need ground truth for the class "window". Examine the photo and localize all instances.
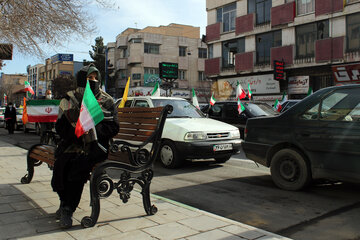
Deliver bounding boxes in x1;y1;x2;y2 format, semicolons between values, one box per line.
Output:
208;44;213;59
134;100;149;108
216;3;236;32
118;70;127;79
144;43;160;54
297;0;315;15
122;48;128;58
198;71;206;81
248;0;271;25
178;70;186;80
256;31;282;64
144;68;159;75
296;20;329;58
179;46;187;56
198;48;207;58
132;73;141;80
131;38;142;43
347;13;360;52
222;38;245;68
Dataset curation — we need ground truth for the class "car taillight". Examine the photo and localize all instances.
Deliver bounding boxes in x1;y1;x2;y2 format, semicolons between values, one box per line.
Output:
244;127;248;139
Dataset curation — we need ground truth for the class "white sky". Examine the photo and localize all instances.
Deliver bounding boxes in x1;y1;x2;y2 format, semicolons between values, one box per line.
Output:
2;0;207;74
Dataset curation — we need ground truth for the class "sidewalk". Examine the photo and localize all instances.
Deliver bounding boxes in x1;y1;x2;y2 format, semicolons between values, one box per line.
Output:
0;140;291;240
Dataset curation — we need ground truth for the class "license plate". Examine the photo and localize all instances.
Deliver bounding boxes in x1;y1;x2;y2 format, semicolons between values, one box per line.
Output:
213;144;232;151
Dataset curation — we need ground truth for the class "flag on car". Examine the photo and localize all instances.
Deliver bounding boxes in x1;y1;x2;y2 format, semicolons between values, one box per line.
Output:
210;93;217;106
22;97;28;125
151;82;161;97
192;88;200;109
248;83;253;99
24;81;35;95
26;99;60;122
236;81;246;100
237;98;245;114
280;91;287;104
307;86;313;96
273;99;282;112
118;77;130;108
75;81;104;138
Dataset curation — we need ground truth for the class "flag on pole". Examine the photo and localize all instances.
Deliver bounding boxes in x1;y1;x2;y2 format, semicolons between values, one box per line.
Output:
280;91;287;104
247;83;253;99
3;93;7;106
26;99;60;122
192;88;200;109
236;81;246;100
75;81;104;138
22;97;28;125
210;93;217;106
118;77;130;108
307;86;313;96
273;99;282;112
24;81;35;95
151;82;160;97
237;98;245;114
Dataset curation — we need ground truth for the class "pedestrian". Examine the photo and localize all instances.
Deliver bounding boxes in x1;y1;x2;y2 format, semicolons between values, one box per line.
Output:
51;64;119;229
4;102;16;134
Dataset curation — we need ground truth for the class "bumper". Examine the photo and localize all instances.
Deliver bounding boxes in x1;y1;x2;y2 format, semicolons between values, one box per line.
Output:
242;141;272;167
175;139;242;160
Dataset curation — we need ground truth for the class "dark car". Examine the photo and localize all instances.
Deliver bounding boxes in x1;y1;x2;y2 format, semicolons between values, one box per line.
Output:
242;85;360;191
280;99;301;113
202;101;278;139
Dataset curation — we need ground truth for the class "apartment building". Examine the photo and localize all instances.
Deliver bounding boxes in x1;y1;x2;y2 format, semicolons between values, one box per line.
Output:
0;73;27;106
205;0;360;101
107;24;209;101
27;64;45;96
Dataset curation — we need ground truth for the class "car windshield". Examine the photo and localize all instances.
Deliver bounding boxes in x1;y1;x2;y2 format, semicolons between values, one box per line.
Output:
244;102;276;117
152;99;204;118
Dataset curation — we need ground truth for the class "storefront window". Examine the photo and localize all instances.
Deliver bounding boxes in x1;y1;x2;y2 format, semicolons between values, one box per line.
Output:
347;13;360;52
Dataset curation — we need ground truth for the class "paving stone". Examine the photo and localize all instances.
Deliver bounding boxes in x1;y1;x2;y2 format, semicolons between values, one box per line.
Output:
17;231;75;240
0;222;37;239
67;223;121;240
179;215;230;232
105;229;157;240
0;194;28;204
221;225;266;240
143;222;199;240
110;216;158;232
0;203;14;213
146;208;190;224
186;229;244;240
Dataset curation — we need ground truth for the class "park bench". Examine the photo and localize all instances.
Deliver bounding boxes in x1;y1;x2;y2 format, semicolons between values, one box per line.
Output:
20;105;172;228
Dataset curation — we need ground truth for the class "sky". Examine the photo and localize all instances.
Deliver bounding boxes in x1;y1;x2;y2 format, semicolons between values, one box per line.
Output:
1;0;207;74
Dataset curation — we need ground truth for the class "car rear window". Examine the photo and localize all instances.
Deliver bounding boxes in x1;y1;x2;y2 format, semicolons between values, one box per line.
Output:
244;103;276;117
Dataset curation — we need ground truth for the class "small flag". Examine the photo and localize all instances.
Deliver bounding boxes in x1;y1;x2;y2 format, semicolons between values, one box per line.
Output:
192;88;200;109
75;81;104;138
236;81;246;100
247;83;253;99
280;91;287;104
151;82;160;97
24;81;35;95
210;93;217;106
3;93;7;106
118;77;130;108
26;99;60;122
237;98;245;114
22;97;28;125
307;87;313;96
273;99;282;112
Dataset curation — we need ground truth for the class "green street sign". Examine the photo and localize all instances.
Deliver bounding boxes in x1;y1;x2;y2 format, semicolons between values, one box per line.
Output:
159;62;178;79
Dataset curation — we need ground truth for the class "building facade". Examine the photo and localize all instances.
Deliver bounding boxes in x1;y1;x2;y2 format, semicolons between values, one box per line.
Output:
205;0;360;101
0;73;27;106
107;24;210;101
27;64;45;96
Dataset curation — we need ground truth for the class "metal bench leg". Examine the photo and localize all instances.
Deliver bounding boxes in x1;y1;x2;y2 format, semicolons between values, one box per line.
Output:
21;156;36;184
141;169;158;215
81;174;102;228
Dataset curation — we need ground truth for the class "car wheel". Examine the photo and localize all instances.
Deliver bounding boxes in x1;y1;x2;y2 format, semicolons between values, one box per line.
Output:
214;155;231;163
159;140;183;169
270;148;311;191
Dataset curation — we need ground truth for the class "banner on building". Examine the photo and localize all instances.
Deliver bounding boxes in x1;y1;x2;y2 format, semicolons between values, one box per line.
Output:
144;74;161;86
288;76;309;94
332;63;360;85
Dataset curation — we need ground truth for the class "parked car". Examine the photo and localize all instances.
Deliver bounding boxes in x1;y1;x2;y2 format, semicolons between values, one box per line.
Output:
280;99;301;113
116;96;242;168
15;108;24;130
0;107;5;128
23;121;41;135
242;84;360;191
201;101;278;139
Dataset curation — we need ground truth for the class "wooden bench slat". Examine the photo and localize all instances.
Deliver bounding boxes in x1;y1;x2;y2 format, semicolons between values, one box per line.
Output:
119;118;158;124
114;134;149;142
118;128;154;136
119;123;157;131
34;145;55;153
118;107;163;113
29;153;55;166
31;149;56;160
118;112;162;119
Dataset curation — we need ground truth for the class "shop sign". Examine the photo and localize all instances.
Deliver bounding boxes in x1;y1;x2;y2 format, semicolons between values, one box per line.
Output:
144;74;161;86
51;54;74;63
288;76;309;94
274;60;285;81
332;64;360;84
159;62;178;79
170;89;190;98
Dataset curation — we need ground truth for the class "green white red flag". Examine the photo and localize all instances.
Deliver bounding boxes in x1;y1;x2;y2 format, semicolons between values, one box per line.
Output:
280;91;287;104
273;99;282;112
24;81;35;95
75;81;104;138
210;93;217;106
3;93;7;105
192;88;200;109
151;82;160;97
247;83;253;99
26;99;60;122
236;81;246;100
307;86;313;96
237;98;245;114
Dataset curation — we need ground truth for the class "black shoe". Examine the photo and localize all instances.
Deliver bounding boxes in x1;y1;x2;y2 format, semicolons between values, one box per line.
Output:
55;201;64;220
60;206;73;229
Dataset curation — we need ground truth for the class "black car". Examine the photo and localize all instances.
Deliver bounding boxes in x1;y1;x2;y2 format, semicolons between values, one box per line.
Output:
202;101;277;139
280;99;301;113
242;85;360;191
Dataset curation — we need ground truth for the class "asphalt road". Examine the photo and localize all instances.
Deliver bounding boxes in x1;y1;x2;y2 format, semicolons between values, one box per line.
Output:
1;127;360;240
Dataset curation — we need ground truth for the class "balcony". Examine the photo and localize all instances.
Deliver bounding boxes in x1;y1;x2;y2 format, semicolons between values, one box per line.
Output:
235;52;254;72
236;13;254;35
271;45;294;67
315;37;344;62
205;58;221;76
315;0;343;16
271;2;296;27
206;23;221;42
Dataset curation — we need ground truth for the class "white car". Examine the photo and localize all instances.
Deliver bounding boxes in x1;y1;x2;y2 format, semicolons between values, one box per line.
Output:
117;96;242;168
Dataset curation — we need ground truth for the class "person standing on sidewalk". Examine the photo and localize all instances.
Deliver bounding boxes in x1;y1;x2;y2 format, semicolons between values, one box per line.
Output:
51;64;119;229
4;102;16;134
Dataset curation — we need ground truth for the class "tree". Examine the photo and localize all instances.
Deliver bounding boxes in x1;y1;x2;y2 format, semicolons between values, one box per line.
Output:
84;37;106;86
0;60;4;70
0;0;116;57
52;75;76;99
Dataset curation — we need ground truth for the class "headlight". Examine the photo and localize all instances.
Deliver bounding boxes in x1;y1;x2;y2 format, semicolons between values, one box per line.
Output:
230;129;240;139
184;132;207;141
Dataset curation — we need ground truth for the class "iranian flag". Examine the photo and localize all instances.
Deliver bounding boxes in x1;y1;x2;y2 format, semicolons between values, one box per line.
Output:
273;99;282;112
192;88;200;109
236;81;246;100
247;83;253;99
237;98;245;114
24;81;35;95
3;93;7;105
307;86;313;96
26;99;60;122
151;82;160;97
210;93;217;106
75;81;104;138
280;91;287;104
